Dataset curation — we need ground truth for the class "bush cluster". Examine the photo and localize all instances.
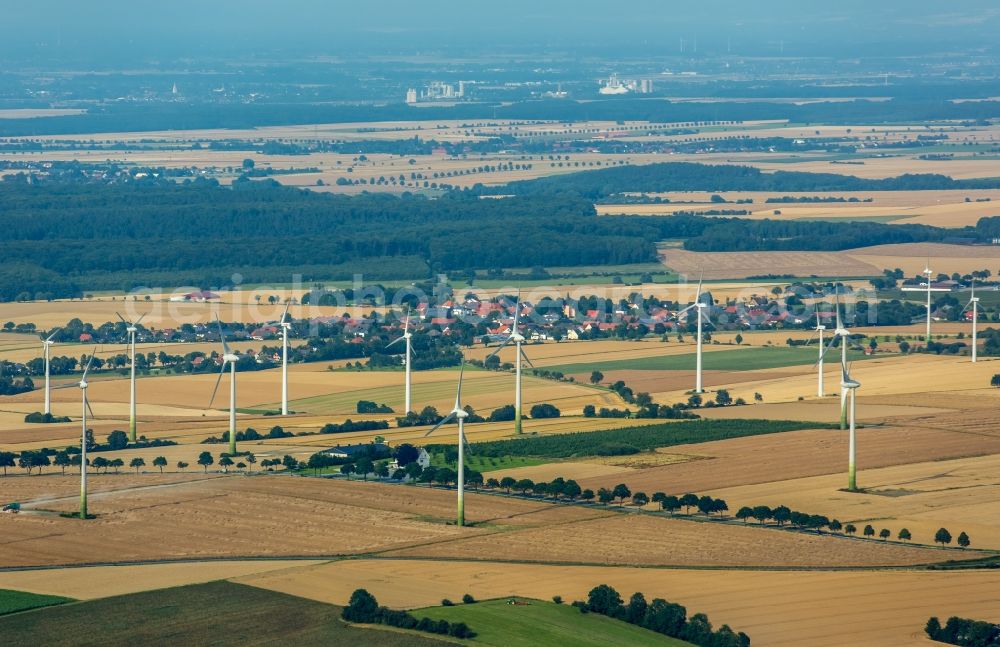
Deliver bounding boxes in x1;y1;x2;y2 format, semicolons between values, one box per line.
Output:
342;589;475;639
578;584;750;647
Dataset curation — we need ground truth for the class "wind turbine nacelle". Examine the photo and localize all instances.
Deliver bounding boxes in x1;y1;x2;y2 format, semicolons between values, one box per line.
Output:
79;381;89;389
454;409;469;419
223;354;239;363
841;379;860;389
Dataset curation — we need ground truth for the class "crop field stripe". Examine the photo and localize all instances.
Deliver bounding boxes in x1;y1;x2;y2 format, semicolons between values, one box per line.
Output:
0;588;74;616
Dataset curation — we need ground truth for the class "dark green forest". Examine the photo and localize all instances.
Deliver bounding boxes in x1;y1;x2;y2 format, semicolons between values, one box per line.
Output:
0;97;997;136
2;163;990;301
485;162;1000;199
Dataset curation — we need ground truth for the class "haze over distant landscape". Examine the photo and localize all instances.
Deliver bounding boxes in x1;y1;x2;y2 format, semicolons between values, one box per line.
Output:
1;3;999;646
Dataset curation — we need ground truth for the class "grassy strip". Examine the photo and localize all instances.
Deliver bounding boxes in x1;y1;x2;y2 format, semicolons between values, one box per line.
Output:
465;419;833;459
0;589;73;616
416;598;692;647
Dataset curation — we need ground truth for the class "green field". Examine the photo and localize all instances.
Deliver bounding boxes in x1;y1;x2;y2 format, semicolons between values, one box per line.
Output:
0;589;73;616
417;598;692;647
429;451;548;472
469;419;832;459
546;346;873;374
0;581;447;646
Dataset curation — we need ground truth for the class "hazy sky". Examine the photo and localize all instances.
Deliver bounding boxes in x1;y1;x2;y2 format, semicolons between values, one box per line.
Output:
4;1;999;61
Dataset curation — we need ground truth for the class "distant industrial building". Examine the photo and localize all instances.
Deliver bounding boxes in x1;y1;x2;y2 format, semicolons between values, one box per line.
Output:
407;81;469;103
598;74;655;95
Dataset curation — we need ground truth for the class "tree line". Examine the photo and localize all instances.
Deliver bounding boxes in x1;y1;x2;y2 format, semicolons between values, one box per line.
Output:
576;584;750;647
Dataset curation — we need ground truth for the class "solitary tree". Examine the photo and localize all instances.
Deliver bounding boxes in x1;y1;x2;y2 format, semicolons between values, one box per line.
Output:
219;455;234;473
752;505;772;525
863;524;876;538
197;451;214;473
130;457;145;473
957;531;970;549
109;458;124;474
680;493;699;514
844;523;857;535
177;461;189;471
500;476;516;493
152;456;167;474
590;371;604;385
340;464;355;479
598;487;614;505
898;528;911;541
355;458;375;480
934;528;952;545
828;519;843;533
632;491;649;507
736;506;754;524
878;528;891;541
661;495;681;515
245;452;256;473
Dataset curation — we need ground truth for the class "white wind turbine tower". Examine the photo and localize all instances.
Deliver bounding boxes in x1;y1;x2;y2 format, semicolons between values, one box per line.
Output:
279;301;291;416
424;362;470;526
486;291;533;434
818;292;851;430
386;314;414;414
208;318;240;456
116;313;146;442
964;281;980;363
841;360;861;492
813;322;827;398
54;352;96;519
42;328;61;415
677;274;713;394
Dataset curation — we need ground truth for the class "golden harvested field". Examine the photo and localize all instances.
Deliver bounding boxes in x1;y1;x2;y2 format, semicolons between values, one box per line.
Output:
849;242;1000;276
384;513;967;567
711;452;1000;550
660;248;881;280
0;560;323;600
572;422;1000;495
0;476;609;568
239;558;1000;647
599;189;1000;227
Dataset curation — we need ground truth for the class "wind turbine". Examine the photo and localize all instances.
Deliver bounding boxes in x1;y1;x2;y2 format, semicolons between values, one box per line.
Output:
116;313;146;442
208;318;239;456
818;292;851;430
54;352;96;519
42;328;60;415
841;360;861;492
279;301;291;416
902;261;949;344
963;281;980;363
486;291;533;434
677;274;713;394
386;314;414;413
424;362;469;526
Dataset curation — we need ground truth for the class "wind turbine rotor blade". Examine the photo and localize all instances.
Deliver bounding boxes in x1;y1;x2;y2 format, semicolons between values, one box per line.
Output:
45;327;62;342
386;336;404;348
424;412;457;437
207;363;226;409
512;288;521;330
85;393;96;420
676;304;696;317
699;310;715;329
115;312;128;324
695;271;704;301
485;335;513;361
455;362;465;408
81;352;97;380
519;346;534;368
135;313;146;326
215;317;231;355
280;301;290;324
